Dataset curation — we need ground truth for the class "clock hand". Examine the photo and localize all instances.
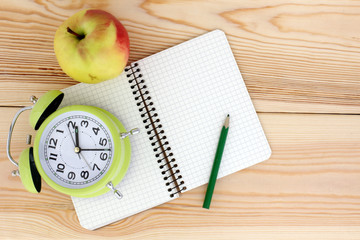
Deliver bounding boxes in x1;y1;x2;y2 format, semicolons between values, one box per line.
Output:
73;126;91;170
81;148;111;151
66;123;81;159
79;152;92;170
75;126;80;148
66;124;76;145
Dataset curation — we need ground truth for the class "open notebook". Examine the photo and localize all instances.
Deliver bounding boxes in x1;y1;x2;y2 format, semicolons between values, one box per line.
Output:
60;30;271;230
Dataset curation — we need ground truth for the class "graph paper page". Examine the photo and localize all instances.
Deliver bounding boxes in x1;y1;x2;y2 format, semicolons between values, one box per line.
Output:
135;30;271;192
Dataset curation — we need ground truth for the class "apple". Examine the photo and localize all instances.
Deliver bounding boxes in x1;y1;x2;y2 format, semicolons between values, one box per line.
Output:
54;9;130;84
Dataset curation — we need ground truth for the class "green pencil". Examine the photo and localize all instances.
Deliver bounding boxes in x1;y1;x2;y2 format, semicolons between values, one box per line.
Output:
203;114;230;209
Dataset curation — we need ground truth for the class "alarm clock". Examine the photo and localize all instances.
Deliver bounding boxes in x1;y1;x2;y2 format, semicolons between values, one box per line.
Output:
6;90;139;199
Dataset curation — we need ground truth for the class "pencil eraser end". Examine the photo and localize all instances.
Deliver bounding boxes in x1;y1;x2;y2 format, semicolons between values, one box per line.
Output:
202;203;210;209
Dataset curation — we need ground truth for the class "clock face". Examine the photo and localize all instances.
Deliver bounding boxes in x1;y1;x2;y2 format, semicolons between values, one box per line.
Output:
37;110;114;189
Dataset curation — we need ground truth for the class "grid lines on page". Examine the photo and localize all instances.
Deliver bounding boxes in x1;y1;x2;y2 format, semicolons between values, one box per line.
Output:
136;30;271;192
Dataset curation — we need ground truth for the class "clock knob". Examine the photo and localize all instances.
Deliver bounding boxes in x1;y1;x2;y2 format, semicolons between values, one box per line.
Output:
30;95;38;104
120;128;140;139
106;181;123;199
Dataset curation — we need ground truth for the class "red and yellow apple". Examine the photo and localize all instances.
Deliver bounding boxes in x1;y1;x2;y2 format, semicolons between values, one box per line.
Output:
54;9;129;84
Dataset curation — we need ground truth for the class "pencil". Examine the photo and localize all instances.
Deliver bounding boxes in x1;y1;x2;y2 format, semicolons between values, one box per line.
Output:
203;114;230;209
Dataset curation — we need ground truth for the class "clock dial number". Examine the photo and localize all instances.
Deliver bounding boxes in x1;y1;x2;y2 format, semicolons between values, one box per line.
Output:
49;153;57;161
92;163;100;171
56;163;65;173
48;138;58;149
92;127;100;135
80;171;89;179
68;171;76;180
100;152;108;161
67;120;76;129
81;120;89;128
99;138;107;146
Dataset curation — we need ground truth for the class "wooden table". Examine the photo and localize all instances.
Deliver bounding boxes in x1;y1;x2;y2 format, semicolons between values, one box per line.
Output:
1;1;360;239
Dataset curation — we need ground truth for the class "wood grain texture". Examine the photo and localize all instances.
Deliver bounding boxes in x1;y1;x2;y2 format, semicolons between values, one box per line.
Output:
1;0;360;113
1;108;360;239
1;0;360;239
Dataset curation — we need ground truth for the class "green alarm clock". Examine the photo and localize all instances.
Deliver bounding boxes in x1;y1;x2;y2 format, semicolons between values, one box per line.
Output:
6;90;139;198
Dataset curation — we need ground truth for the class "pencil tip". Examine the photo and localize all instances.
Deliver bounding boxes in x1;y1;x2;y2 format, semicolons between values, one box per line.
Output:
224;114;230;128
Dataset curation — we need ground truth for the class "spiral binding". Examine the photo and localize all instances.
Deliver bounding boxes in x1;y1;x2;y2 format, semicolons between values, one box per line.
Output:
125;63;186;197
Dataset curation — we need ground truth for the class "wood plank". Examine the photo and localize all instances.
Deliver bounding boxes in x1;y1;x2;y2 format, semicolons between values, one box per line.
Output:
0;0;360;113
1;107;359;238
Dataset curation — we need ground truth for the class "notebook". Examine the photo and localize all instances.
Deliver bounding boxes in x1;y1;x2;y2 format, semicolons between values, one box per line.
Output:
60;30;272;230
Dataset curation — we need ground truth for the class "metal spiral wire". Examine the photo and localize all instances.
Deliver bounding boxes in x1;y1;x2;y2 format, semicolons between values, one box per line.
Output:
125;63;186;197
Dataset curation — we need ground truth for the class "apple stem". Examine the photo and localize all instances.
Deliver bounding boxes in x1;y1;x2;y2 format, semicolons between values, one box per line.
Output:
67;27;85;40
